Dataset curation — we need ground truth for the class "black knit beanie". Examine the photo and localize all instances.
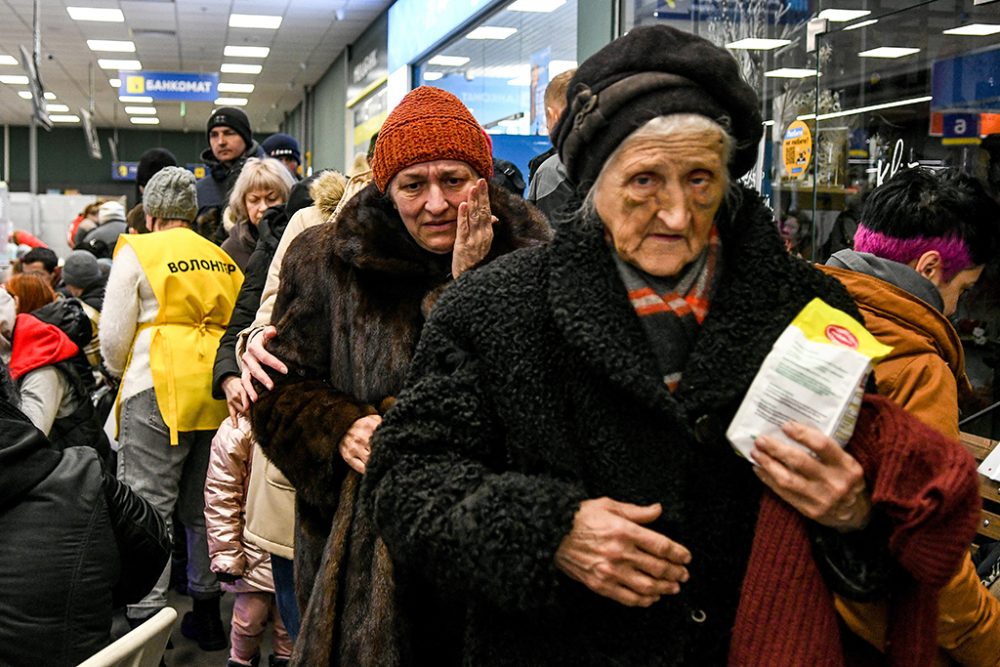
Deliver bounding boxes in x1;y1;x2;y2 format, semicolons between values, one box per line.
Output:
136;148;178;188
554;25;762;190
207;107;253;149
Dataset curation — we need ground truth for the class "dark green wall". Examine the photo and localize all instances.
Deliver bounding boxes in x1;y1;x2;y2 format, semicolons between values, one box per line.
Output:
1;125;241;207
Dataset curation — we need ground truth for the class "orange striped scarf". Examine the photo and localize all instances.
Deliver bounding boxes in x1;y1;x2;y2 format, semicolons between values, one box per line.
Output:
614;226;721;392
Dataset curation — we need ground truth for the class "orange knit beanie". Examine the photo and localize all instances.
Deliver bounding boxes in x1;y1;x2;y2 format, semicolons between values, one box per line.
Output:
371;86;494;192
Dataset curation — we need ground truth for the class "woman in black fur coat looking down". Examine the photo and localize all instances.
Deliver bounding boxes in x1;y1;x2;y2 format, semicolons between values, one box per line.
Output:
245;86;551;665
363;26;980;667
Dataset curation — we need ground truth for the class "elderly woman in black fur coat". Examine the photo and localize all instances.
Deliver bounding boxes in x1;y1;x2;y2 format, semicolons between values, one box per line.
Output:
363;26;980;667
247;86;551;665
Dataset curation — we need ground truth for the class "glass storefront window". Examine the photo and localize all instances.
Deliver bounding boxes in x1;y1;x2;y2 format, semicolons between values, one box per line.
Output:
625;0;1000;439
414;0;578;181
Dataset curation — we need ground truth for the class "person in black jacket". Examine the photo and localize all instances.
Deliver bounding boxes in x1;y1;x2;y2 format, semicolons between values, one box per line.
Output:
212;171;332;421
0;374;170;667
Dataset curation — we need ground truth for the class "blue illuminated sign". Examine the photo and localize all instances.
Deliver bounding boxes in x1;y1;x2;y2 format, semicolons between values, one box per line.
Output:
112;162;138;182
119;70;219;102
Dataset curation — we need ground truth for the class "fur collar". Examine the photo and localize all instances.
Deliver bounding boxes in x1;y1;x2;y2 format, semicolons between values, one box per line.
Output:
310;169;348;221
330;181;551;277
548;185;859;423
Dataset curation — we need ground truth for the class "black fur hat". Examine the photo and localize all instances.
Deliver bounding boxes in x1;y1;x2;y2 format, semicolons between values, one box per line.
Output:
554;24;762;189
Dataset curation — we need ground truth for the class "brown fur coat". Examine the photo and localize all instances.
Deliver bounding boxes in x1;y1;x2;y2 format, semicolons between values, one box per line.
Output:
250;181;551;666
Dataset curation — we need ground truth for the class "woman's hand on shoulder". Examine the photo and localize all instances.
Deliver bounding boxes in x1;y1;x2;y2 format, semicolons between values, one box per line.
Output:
452;178;498;279
554;497;692;608
240;325;287;402
751;422;871;532
339;414;383;474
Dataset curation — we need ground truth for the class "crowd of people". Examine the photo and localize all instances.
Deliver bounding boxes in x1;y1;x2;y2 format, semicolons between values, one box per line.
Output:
2;23;1000;667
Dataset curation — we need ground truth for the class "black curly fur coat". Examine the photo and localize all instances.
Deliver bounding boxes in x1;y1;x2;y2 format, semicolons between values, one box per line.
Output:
249;181;551;666
363;185;863;666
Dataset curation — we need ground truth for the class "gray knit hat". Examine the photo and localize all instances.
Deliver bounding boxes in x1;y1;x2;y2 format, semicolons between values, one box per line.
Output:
143;166;198;222
62;250;103;288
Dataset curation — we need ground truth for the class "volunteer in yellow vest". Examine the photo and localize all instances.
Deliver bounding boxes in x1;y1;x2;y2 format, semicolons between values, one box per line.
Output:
100;165;243;649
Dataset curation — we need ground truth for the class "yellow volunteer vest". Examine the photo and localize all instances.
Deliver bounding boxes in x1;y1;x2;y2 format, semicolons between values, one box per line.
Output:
114;227;244;444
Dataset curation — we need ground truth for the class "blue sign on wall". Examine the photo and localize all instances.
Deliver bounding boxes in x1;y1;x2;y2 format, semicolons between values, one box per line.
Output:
931;47;1000;112
942;113;980;138
112;162;138;182
119;70;219;102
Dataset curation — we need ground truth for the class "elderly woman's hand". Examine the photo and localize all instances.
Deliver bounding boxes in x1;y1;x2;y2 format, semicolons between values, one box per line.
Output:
240;325;287;402
554;497;692;608
452;178;498;279
339;414;383;474
751;422;871;532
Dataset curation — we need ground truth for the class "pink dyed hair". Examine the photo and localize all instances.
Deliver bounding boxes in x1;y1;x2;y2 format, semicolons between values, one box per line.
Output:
853;224;974;282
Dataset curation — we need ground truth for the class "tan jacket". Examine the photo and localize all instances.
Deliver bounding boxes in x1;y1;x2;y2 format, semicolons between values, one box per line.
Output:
822;264;969;439
822;264;1000;667
244;442;296;559
204;416;274;593
236;170;372;360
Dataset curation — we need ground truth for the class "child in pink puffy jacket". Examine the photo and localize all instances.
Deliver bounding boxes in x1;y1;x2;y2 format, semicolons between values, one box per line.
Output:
205;415;293;667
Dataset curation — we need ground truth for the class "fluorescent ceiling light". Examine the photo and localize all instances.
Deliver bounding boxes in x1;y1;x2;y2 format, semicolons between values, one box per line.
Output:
46;103;69;112
507;0;566;11
0;54;17;66
428;55;470;67
726;38;792;50
229;13;282;29
422;72;444;81
765;67;817;78
943;23;1000;36
508;75;531;86
224;46;270;58
17;91;31;99
0;75;29;85
44;92;55;100
221;63;262;74
844;19;878;30
50;114;81;123
858;47;920;58
217;82;255;93
124;106;156;115
797;95;931;122
109;78;121;87
818;9;871;21
130;117;160;125
466;26;518;40
119;95;153;103
98;59;141;70
67;6;124;22
215;97;248;106
87;39;135;52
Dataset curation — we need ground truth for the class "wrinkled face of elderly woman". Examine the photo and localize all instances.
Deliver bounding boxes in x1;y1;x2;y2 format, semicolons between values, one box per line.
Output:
593;120;728;277
389;159;480;254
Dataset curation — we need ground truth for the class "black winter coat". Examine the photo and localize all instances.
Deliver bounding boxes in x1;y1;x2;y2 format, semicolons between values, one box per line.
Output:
364;186;862;666
250;181;552;665
211;170;345;399
196;141;266;215
0;400;170;667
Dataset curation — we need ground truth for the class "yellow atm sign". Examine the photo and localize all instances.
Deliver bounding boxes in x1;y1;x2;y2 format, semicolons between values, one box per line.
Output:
126;75;146;94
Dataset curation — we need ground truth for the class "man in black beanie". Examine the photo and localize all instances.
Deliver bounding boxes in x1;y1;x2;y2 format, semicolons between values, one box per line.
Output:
196;106;265;217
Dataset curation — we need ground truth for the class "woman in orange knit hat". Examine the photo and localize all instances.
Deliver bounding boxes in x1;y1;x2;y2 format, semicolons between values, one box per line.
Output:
242;85;551;663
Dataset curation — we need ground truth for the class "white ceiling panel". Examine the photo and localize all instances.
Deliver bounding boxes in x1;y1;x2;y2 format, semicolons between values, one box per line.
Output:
0;0;392;132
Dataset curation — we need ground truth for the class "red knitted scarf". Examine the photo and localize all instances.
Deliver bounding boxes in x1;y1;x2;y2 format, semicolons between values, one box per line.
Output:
728;395;980;666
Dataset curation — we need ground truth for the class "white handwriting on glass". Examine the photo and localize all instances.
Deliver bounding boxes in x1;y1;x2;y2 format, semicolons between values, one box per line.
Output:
876;139;920;186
